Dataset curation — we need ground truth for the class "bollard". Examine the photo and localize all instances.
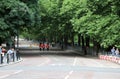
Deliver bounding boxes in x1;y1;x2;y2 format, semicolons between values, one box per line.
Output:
1;53;3;64
16;49;20;61
0;54;2;64
1;54;3;64
13;53;15;62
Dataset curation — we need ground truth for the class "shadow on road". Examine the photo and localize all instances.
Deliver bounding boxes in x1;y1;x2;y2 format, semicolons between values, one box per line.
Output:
20;50;82;58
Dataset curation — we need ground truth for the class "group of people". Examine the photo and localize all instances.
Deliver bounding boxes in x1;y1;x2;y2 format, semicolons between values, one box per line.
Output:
111;47;120;57
0;45;20;64
39;43;50;51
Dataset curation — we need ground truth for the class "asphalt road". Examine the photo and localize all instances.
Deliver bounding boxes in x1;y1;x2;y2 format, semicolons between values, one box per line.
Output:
0;49;120;79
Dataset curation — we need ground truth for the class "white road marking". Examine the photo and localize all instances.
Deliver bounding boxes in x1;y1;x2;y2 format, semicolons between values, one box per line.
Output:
69;71;73;75
0;70;23;79
64;57;77;79
73;57;77;66
13;70;23;74
37;59;50;66
51;63;65;66
65;75;69;79
0;75;10;79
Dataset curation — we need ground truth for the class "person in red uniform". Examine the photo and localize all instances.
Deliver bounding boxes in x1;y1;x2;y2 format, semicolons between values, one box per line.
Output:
42;43;45;51
39;43;42;51
46;43;49;51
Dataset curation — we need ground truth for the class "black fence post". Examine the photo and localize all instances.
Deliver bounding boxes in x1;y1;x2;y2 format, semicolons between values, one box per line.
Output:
1;54;3;64
13;53;15;62
16;49;20;61
7;54;9;64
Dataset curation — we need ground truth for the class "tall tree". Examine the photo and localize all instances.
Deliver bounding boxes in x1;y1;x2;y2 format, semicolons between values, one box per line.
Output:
0;0;34;47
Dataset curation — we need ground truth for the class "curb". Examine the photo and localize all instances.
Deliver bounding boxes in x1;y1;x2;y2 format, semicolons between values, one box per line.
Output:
0;59;23;67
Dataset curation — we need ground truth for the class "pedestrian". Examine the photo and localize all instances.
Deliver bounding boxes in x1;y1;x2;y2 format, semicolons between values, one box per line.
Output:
111;47;115;56
2;47;7;56
46;43;50;51
115;48;119;56
39;43;42;51
41;43;45;51
1;47;7;63
7;48;14;62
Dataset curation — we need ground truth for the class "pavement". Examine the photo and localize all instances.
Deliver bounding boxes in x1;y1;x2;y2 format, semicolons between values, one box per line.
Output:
0;59;22;67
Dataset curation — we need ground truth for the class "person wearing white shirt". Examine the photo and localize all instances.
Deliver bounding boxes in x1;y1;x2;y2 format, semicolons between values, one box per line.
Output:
115;48;119;56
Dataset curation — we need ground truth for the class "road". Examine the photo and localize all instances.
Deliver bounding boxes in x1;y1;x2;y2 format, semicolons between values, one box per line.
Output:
0;49;120;79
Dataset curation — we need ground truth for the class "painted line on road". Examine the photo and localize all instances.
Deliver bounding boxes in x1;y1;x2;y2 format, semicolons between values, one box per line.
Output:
64;70;73;79
0;75;10;79
65;75;69;79
0;70;23;79
51;64;65;66
13;70;23;74
64;57;77;79
69;71;73;75
73;57;77;66
37;59;50;66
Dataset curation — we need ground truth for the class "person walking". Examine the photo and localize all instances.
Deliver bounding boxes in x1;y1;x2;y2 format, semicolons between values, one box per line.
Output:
7;48;14;62
39;43;42;51
1;47;7;63
46;43;50;51
111;47;115;56
115;48;119;56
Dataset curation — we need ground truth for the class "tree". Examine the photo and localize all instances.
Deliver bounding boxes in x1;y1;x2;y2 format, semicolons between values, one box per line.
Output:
0;0;35;47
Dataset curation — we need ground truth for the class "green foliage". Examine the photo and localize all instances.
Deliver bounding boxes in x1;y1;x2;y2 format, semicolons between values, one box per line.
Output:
1;0;119;48
0;0;36;43
0;18;9;39
21;0;120;47
70;0;120;48
37;0;120;47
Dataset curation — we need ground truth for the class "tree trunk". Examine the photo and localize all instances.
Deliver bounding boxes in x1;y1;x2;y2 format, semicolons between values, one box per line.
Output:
64;35;68;49
85;36;90;47
71;33;74;46
93;40;100;56
78;34;81;46
85;35;90;55
81;35;87;55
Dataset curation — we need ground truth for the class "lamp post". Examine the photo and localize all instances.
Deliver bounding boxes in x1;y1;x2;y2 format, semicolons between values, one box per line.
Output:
17;28;19;49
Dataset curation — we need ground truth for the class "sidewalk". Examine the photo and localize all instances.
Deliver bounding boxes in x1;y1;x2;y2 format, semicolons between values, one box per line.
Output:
0;53;22;67
0;59;22;67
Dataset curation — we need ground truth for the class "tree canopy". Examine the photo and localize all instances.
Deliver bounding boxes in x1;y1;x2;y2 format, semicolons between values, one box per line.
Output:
0;0;120;48
0;0;39;44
